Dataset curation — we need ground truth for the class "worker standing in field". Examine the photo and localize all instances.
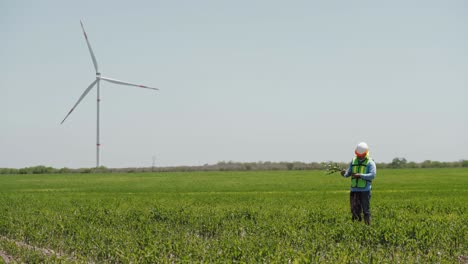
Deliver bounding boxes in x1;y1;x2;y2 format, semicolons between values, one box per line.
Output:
341;142;377;225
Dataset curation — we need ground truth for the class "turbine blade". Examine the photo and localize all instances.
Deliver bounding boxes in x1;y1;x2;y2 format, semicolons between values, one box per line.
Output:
60;79;98;124
100;76;159;90
80;20;99;74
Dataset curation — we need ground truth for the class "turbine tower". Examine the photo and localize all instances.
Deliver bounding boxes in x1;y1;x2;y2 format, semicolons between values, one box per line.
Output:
61;21;158;168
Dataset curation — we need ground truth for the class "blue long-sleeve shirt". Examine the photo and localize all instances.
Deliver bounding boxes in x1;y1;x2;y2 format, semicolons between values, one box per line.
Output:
342;158;377;192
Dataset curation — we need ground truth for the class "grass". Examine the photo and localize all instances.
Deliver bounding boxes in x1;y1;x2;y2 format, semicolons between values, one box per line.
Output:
0;168;467;263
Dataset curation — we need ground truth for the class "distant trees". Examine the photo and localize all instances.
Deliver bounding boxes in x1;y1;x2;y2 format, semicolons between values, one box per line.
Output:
0;160;467;174
463;160;468;167
378;159;467;169
389;157;407;168
0;166;107;175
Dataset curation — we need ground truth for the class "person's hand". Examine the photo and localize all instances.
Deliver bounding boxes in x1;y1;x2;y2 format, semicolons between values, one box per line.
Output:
340;170;346;176
352;173;361;179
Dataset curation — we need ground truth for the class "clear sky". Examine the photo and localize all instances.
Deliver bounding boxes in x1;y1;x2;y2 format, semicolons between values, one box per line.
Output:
2;0;467;168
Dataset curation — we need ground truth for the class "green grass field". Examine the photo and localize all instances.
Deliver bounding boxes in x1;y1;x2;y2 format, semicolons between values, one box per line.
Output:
0;168;467;263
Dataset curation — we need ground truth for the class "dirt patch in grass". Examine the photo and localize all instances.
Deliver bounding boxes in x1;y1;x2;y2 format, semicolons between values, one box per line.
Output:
0;250;13;263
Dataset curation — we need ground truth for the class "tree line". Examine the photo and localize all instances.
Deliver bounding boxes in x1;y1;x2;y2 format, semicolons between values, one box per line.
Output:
0;159;467;174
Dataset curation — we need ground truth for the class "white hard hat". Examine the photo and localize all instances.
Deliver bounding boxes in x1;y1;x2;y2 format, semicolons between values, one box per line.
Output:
355;142;369;155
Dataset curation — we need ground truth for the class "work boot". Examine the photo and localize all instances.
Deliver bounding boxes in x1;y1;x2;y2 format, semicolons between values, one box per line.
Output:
352;213;361;222
364;215;371;225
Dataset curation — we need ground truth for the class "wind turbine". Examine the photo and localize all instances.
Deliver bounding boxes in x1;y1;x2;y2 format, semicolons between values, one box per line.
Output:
61;21;158;168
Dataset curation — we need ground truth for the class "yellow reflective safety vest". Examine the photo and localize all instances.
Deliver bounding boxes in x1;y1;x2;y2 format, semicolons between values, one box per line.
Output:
351;156;370;188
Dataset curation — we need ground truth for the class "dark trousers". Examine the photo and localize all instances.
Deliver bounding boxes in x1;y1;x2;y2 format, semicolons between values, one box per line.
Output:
350;191;371;224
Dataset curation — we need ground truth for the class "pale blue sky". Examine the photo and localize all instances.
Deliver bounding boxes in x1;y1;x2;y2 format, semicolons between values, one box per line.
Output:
1;0;467;168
